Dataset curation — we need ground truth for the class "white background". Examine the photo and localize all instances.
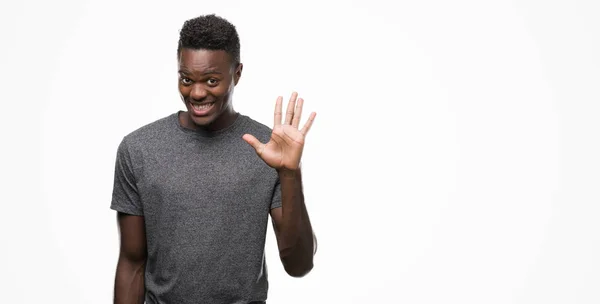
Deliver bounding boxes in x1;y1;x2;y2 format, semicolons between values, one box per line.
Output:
1;0;599;303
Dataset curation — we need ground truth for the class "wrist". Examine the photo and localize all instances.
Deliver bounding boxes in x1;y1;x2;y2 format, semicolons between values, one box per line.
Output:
277;167;300;178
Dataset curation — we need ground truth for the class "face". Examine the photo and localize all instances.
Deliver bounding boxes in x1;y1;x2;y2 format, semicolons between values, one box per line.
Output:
178;48;242;130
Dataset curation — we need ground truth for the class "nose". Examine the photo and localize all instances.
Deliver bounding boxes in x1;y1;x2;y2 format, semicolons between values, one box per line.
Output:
190;84;208;101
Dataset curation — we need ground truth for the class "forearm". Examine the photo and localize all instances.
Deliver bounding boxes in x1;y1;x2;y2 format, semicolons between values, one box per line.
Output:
114;257;146;304
277;168;315;276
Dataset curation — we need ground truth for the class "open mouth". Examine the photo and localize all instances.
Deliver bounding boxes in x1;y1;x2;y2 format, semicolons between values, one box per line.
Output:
191;102;214;110
189;102;215;115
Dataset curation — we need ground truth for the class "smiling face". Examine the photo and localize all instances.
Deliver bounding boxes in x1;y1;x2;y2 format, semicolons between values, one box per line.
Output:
177;48;243;131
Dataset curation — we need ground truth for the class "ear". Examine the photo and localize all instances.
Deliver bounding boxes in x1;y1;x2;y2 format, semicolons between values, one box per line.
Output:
234;63;243;85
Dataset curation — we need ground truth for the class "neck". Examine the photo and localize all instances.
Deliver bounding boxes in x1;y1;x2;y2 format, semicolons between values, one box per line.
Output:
180;108;239;133
206;108;239;131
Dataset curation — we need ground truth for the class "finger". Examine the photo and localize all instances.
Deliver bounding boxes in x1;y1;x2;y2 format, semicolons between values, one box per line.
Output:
284;92;298;125
291;98;304;128
242;134;265;155
300;112;316;136
274;96;283;126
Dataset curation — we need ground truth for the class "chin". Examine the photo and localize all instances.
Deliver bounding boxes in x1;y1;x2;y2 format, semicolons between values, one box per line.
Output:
187;111;219;127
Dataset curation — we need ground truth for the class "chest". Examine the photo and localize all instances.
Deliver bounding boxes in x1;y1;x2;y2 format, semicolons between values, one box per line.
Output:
136;140;277;216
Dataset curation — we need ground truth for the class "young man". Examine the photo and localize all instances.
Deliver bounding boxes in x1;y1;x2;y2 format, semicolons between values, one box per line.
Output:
111;14;317;304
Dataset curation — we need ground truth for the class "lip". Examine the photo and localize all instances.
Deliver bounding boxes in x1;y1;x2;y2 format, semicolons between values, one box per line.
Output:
188;101;215;117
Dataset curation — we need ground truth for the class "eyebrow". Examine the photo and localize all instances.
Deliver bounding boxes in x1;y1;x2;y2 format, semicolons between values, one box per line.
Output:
178;69;223;76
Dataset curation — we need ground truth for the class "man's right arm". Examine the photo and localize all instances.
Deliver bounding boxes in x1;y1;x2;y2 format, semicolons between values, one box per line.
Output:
114;212;147;304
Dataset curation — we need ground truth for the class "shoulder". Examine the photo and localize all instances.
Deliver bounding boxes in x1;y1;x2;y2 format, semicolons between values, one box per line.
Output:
121;113;177;149
239;115;273;142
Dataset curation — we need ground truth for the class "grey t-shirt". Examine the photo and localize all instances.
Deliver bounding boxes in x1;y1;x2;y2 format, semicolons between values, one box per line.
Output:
111;112;281;304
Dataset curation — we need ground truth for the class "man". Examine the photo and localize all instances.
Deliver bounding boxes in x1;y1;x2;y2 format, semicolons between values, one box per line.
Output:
111;14;317;304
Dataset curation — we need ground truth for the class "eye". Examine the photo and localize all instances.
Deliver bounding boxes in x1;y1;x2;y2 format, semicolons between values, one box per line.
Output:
180;77;193;85
207;78;219;86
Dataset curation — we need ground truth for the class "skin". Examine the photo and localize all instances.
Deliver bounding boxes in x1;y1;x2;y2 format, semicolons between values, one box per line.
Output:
114;48;316;303
114;213;146;304
242;92;317;277
177;48;242;131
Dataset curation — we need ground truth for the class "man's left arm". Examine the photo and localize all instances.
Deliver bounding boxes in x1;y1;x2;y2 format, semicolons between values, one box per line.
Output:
242;91;318;278
270;168;316;277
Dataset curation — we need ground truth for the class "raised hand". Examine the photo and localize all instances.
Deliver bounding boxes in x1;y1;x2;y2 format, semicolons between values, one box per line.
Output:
242;92;316;171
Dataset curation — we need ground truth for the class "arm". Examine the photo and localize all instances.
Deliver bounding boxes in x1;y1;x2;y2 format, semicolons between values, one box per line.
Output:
242;92;318;278
114;212;147;304
270;168;316;277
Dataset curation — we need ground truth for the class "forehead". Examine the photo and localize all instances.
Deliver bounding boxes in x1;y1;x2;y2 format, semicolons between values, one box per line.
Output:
178;49;233;73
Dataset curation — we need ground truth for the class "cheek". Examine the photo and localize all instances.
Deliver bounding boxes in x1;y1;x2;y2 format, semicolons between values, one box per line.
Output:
212;83;232;98
222;81;235;95
178;86;190;97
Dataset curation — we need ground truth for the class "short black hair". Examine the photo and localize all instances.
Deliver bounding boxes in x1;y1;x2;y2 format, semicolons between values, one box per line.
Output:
177;14;241;64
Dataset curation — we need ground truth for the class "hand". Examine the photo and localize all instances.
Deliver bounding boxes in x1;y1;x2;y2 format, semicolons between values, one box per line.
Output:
243;92;316;171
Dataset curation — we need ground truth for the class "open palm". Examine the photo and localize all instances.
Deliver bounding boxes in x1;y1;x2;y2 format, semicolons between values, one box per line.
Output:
243;92;316;171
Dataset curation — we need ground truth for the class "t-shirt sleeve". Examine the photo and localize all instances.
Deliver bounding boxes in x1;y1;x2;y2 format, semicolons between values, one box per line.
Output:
110;138;144;216
270;177;282;209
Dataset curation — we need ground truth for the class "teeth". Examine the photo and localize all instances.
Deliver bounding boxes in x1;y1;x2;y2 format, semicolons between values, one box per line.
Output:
192;103;213;110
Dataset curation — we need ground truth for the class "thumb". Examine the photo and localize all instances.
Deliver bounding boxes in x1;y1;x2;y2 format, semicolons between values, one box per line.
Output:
242;134;265;155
